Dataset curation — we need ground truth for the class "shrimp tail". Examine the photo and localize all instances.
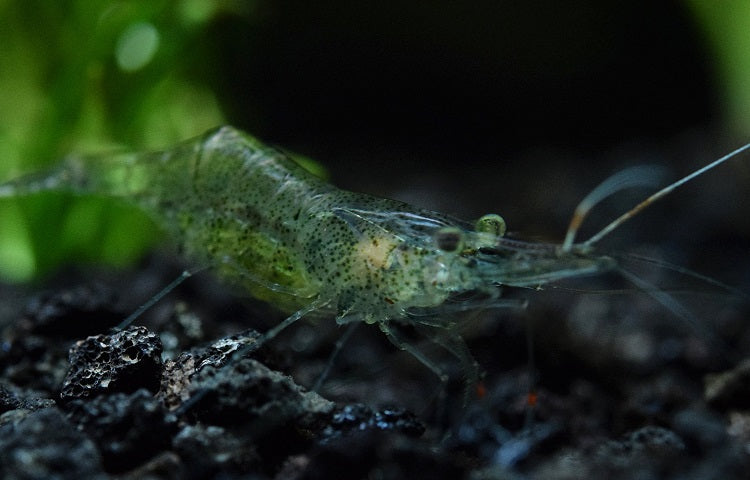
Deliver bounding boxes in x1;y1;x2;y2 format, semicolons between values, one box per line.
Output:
0;151;152;199
0;160;78;198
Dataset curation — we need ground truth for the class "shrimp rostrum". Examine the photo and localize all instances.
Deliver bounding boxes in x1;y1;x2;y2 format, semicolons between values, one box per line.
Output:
1;126;746;384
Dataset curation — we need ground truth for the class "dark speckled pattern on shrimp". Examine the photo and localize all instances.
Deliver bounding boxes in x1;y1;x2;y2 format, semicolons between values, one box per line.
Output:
0;127;607;318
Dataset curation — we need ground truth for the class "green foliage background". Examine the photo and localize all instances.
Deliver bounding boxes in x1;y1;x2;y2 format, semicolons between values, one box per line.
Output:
687;0;750;135
0;1;234;281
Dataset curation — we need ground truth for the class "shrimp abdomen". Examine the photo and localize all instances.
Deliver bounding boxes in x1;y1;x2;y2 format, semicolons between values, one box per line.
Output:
1;127;331;310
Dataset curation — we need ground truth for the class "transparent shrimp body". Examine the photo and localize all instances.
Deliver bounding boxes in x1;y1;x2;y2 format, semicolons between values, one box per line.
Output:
0;126;615;324
3;126;744;388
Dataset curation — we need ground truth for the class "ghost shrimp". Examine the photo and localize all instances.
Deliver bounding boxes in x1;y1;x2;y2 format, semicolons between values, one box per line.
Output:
0;126;747;386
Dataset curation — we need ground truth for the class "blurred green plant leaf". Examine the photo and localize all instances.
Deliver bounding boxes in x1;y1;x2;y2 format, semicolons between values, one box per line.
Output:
0;0;231;281
686;1;750;133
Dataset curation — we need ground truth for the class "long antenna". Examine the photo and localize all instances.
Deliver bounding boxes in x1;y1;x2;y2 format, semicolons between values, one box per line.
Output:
561;165;665;252
580;142;750;248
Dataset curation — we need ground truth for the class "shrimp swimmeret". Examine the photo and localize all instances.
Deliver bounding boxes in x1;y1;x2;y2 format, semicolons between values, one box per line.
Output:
0;126;747;381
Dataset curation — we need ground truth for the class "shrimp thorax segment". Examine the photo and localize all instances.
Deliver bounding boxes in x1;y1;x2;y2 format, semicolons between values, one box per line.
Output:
296;199;491;323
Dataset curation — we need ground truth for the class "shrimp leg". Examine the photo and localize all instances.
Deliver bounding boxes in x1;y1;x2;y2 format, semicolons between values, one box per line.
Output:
114;267;206;331
258;296;332;345
312;322;359;392
415;323;481;405
378;321;448;383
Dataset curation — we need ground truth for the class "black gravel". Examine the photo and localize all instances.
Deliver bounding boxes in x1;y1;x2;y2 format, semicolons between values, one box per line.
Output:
1;256;748;480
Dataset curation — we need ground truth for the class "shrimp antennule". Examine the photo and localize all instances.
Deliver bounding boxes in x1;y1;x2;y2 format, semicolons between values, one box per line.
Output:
569;142;750;250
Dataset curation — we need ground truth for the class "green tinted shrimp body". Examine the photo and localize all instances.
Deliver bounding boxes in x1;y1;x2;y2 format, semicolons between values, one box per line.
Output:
6;125;743;391
0;126;613;324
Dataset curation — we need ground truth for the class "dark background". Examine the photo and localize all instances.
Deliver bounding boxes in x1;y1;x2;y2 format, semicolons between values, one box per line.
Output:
194;1;747;281
213;1;714;153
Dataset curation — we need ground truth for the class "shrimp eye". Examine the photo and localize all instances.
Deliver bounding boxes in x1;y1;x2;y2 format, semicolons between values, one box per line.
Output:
475;213;506;237
434;227;465;252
